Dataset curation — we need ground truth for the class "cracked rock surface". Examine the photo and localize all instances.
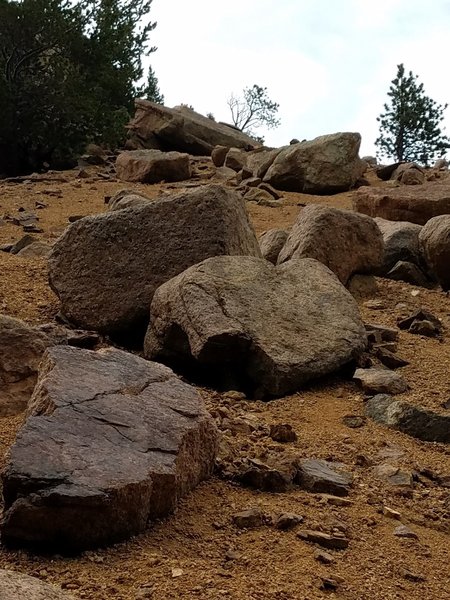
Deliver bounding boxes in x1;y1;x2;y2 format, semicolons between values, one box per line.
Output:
144;255;367;397
0;346;218;553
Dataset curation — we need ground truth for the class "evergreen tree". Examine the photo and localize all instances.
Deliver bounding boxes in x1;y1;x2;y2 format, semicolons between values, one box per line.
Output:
375;64;450;165
141;65;164;104
0;0;158;175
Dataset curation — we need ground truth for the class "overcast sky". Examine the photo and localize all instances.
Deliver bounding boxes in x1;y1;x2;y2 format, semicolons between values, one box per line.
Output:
148;0;450;157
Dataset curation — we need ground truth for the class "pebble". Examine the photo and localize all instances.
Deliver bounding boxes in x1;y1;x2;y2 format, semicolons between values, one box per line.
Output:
382;506;402;520
232;508;264;529
274;512;303;530
394;525;419;539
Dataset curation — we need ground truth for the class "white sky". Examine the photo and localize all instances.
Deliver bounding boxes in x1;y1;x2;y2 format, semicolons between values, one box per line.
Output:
148;0;450;156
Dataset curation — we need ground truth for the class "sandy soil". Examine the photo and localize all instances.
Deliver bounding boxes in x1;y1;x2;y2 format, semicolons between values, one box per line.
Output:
0;162;448;600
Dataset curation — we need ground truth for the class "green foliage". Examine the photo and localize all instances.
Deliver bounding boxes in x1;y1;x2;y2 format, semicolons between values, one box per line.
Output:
227;84;280;141
141;65;164;104
375;64;450;166
0;0;161;175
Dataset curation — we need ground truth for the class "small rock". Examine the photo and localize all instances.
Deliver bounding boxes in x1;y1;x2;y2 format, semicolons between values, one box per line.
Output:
297;530;349;550
269;423;297;443
321;578;340;591
382;506;402;520
222;390;246;401
401;569;426;582
171;568;183;578
374;464;413;490
394;525;418;539
274;513;303;530
320;494;353;507
342;415;366;428
232;508;264;529
297;459;352;496
364;300;386;310
353;367;409;395
315;550;334;564
374;347;409;369
397;309;442;337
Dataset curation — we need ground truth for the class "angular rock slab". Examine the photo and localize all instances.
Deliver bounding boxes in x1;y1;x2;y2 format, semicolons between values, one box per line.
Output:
115;149;191;183
0;569;74;600
353;368;409;395
1;346;218;552
49;184;261;340
354;179;450;225
277;204;384;285
145;256;367;398
263;132;365;194
366;394;450;443
419;215;450;290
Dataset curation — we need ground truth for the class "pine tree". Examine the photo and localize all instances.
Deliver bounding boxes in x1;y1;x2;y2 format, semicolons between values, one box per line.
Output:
142;65;164;104
375;64;450;166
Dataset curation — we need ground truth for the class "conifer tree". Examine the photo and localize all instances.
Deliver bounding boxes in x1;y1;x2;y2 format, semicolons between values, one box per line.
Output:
375;64;449;166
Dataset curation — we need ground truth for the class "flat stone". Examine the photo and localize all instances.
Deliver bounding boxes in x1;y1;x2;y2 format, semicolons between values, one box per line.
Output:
354;179;450;225
232;508;264;529
297;459;352;496
366;394;450;443
297;530;349;550
353;368;409;395
374;464;414;489
274;513;303;530
374;347;409;370
1;346;217;552
394;525;419;539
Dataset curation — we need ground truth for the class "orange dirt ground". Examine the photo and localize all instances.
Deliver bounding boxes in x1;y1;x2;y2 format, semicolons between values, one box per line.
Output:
0;163;448;600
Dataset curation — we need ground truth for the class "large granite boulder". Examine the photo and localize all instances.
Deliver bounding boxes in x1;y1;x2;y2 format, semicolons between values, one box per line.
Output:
115;149;191;183
354;179;450;225
0;570;74;600
49;185;261;342
375;218;423;272
1;346;217;552
419;215;450;290
263;132;365;194
144;256;367;398
0;315;51;416
126;100;258;155
277;204;384;285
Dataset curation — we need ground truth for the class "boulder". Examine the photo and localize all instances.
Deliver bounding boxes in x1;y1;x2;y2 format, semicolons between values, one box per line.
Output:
354;179;450;225
391;162;425;185
211;145;229;167
1;346;217;552
246;148;283;179
0;570;74;600
258;229;288;264
225;148;247;172
277;204;384;285
115;149;191;183
144;256;367;398
263;132;365;194
49;185;261;341
126;100;258;155
374;218;423;272
386;261;431;288
0;315;51;416
419;215;450;290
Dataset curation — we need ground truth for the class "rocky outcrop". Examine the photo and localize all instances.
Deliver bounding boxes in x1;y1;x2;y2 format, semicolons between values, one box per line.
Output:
1;346;217;552
115;149;191;183
258;229;288;264
0;570;74;600
0;315;51;416
419;215;450;290
263;132;365;194
277;204;384;284
126;100;258;155
144;256;367;398
49;185;261;342
354;179;450;225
